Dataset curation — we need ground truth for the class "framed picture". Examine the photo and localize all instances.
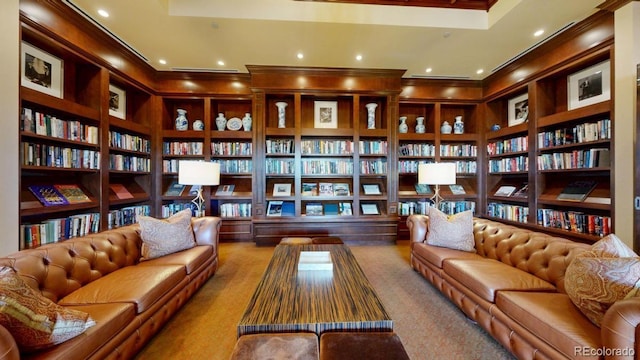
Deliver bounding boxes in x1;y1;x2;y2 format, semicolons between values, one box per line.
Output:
314;101;338;129
215;184;234;196
507;93;528;126
361;203;380;215
266;201;283;216
109;84;126;119
273;183;292;196
567;60;611;110
362;184;382;195
21;42;63;98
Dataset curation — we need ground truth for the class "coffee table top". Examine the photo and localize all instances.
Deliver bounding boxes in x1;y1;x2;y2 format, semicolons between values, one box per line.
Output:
238;244;392;337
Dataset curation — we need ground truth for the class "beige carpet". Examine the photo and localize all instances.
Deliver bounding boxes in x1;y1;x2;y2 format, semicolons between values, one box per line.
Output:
135;241;515;359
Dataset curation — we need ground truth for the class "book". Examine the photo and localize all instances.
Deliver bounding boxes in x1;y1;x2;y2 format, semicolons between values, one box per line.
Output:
305;203;323;216
512;184;529;198
267;201;283;216
323;203;339;215
273;183;292;196
164;182;186;196
281;201;295;216
333;183;350;196
54;184;91;203
189;185;202;195
28;185;69;206
22;107;35;133
362;184;382;195
215;184;234;196
414;184;432;195
449;184;466;195
339;202;353;215
494;185;516;197
302;183;318;196
557;181;598;201
361;203;380;215
110;183;134;199
318;183;334;196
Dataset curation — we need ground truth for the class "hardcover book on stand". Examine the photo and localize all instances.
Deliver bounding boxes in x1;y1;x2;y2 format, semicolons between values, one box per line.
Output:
557;181;597;201
494;185;517;197
164;182;186;196
28;185;69;206
54;184;91;203
110;184;134;199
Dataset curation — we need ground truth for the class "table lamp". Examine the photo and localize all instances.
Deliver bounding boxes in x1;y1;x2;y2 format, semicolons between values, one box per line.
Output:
178;160;220;217
418;162;457;209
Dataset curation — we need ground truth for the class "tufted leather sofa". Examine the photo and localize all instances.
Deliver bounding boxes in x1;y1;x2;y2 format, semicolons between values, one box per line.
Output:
0;216;221;360
407;215;640;360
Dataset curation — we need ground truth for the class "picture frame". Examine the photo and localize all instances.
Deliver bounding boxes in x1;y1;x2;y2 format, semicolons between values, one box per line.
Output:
109;84;126;119
266;201;283;217
21;42;63;99
215;184;234;196
362;184;382;195
567;60;611;110
272;183;292;197
314;101;338;129
361;203;380;215
507;93;528;127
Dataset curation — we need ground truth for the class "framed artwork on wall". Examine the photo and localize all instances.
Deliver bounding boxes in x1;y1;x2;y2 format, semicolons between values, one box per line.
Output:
567;60;611;110
507;93;528;126
21;42;63;99
314;101;338;129
109;84;126;119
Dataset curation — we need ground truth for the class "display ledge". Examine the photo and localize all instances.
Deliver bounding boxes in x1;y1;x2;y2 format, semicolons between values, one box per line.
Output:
211;131;252;139
485;123;528;140
109;196;151;206
109;117;151;136
398;133;436;141
109;147;151;156
20;201;99;216
21;87;100;122
21;132;100;149
487;150;529;159
485;196;528;204
21;166;99;173
537;139;610;153
537;100;610;129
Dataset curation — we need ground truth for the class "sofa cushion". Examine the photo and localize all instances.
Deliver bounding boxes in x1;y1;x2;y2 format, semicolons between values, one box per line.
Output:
496;291;601;358
426;208;475;252
139;209;196;260
137;245;213;275
565;234;640;327
0;267;95;352
412;242;482;269
58;265;185;313
443;259;556;303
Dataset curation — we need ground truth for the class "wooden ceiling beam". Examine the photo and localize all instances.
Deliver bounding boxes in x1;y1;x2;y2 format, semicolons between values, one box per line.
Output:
294;0;492;11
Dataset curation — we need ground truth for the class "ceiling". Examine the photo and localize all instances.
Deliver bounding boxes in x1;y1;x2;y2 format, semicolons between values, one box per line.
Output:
64;0;605;80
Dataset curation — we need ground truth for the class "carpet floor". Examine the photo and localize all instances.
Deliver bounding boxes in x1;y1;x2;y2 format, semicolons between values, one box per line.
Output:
135;241;515;360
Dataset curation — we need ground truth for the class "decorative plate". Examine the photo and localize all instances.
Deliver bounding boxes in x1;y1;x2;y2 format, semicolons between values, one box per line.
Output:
227;117;242;131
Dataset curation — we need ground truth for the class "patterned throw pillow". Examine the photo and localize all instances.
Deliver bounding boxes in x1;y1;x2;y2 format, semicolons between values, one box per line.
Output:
138;209;196;260
0;267;95;352
425;208;475;252
565;234;640;327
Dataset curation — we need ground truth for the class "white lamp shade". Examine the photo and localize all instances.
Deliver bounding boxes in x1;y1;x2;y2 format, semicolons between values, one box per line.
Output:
178;161;220;186
418;162;456;185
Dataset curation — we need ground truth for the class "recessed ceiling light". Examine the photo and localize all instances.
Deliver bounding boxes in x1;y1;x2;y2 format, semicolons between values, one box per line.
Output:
159;59;167;65
356;54;363;61
217;60;225;66
97;9;109;17
425;68;432;73
476;69;484;75
534;29;544;37
297;53;304;59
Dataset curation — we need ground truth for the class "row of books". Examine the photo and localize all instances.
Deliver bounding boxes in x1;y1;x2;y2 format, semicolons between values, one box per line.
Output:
28;184;92;206
437;201;476;215
161;202;196;218
20;213;100;249
163;141;204;156
219;203;251;218
398;201;433;216
398;160;431;174
109;154;151;172
487;203;529;223
360;159;388;175
359;140;388;155
487;135;528;156
213;159;253;174
489;156;529;173
398;143;435;157
107;205;151;229
22;107;99;145
266;159;296;175
537;148;610;170
301;159;354;175
266;139;294;154
536;208;611;236
22;142;100;169
439;144;478;157
453;160;477;174
109;131;151;153
301;139;355;155
537;119;611;148
211;141;253;156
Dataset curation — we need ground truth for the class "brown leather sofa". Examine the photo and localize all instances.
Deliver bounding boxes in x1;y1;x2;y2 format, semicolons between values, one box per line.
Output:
407;215;640;360
0;216;221;360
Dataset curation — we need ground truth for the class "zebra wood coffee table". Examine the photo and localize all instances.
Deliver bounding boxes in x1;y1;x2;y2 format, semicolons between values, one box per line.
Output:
237;244;392;336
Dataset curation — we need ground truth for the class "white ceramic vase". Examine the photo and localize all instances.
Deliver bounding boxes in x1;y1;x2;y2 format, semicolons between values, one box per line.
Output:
365;103;378;129
453;115;464;134
193;119;204;131
242;113;252;131
275;102;288;128
175;109;188;131
399;116;408;133
415;116;425;134
216;113;227;131
441;121;452;134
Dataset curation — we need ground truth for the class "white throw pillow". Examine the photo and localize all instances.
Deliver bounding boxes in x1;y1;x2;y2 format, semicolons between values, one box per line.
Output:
425;208;475;252
138;209;196;260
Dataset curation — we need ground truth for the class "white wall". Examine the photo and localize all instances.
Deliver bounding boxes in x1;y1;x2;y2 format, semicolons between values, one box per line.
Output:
614;2;640;248
0;1;19;256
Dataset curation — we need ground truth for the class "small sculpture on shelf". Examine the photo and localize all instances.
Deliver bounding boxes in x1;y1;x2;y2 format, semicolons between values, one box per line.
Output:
365;103;378;129
490;124;501;131
216;113;227;131
175;109;188;131
398;116;408;133
453;115;464;134
242;113;252;131
275;102;288;128
193;119;204;131
441;120;452;134
415;116;425;134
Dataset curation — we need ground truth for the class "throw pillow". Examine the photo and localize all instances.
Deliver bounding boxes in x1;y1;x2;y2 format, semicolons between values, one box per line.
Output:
138;209;196;260
425;208;475;252
0;267;95;352
565;234;640;327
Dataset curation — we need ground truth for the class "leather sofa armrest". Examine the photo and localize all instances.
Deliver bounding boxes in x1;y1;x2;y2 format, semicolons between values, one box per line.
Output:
601;297;640;359
406;215;429;244
0;324;19;360
192;216;222;252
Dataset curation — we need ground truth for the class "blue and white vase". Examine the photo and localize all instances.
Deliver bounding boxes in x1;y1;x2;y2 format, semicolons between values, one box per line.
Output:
175;109;188;131
453;116;464;134
216;113;227;131
242;113;252;131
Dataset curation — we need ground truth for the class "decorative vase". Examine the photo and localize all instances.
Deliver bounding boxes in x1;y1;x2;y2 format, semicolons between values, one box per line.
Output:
415;116;425;134
453;116;464;134
275;102;288;128
193;119;204;131
365;103;378;129
399;116;408;133
216;113;227;131
175;109;188;131
490;124;501;132
242;113;252;131
441;121;452;134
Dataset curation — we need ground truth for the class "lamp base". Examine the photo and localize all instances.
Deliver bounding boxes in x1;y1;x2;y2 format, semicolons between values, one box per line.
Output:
191;188;205;217
430;185;444;209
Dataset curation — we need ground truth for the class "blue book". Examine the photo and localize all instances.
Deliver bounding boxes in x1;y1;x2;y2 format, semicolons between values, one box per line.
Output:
281;201;295;216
